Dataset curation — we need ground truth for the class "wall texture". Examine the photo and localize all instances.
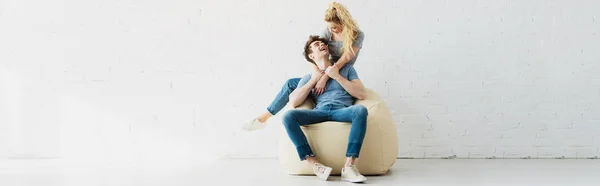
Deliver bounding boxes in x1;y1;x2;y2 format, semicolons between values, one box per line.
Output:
0;0;599;161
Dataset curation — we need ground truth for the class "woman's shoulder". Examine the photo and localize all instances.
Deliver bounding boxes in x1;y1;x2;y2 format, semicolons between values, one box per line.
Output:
322;26;332;33
353;29;365;43
356;29;364;36
319;27;332;39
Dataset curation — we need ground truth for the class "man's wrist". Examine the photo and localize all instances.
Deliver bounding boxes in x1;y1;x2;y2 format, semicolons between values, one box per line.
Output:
311;76;322;82
332;74;341;81
314;76;321;82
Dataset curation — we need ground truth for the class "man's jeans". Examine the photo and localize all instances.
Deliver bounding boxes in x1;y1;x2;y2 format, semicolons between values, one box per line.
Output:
282;104;368;160
266;78;301;115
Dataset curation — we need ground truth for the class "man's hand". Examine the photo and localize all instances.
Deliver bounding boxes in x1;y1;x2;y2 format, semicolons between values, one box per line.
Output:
325;65;341;80
314;76;329;96
310;71;324;81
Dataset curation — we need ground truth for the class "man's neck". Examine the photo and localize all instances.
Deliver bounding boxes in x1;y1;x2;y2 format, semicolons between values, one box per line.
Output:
316;59;332;70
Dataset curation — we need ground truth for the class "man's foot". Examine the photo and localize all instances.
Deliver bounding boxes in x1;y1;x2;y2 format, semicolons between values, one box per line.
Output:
313;163;332;181
241;118;266;131
341;165;367;183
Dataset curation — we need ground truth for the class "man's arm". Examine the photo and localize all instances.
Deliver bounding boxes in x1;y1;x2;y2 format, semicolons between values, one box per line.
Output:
289;73;322;107
325;66;366;100
333;75;366;100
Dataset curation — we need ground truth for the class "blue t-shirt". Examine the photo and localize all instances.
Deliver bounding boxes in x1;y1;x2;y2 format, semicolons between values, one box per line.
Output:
296;65;360;109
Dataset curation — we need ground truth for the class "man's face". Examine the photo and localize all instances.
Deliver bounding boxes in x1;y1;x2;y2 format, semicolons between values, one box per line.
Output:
309;40;329;61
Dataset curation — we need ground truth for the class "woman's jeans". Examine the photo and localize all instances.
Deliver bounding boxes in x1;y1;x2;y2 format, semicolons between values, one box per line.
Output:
266;78;301;115
282;104;368;161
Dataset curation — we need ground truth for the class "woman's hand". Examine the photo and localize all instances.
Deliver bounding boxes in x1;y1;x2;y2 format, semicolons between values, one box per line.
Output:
325;65;341;80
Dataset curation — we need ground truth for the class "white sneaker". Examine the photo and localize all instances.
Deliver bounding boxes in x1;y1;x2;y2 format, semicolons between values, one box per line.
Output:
341;165;367;183
313;163;332;181
241;118;266;131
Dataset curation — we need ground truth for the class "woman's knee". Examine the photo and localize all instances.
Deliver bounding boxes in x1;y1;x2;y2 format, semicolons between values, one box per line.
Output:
284;78;300;90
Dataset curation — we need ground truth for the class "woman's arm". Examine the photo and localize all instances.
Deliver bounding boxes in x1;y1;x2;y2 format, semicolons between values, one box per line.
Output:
315;45;360;95
333;46;360;68
335;30;365;68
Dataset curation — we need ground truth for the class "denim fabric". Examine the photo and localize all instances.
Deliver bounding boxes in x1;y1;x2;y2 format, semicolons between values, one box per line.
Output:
282;104;368;160
266;78;300;115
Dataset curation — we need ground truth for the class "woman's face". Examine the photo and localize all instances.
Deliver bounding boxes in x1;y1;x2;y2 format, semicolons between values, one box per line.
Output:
328;22;343;34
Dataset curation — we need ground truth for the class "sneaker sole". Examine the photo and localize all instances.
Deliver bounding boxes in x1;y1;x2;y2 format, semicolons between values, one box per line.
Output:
342;177;367;183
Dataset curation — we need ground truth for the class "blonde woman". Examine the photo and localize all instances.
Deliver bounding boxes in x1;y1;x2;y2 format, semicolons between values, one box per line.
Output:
243;2;365;131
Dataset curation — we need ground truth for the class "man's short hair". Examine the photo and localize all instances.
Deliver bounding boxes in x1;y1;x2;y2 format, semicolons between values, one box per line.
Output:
303;35;329;64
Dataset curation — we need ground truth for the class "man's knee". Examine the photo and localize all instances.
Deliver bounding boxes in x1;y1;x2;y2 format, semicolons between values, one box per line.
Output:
282;110;298;126
354;105;368;116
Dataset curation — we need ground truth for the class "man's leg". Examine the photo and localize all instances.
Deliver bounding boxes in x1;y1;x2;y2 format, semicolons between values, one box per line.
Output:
242;78;300;131
330;104;368;183
282;109;333;180
281;109;328;160
330;105;368;160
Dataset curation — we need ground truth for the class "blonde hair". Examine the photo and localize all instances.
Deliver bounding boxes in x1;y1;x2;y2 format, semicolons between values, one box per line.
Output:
324;2;359;56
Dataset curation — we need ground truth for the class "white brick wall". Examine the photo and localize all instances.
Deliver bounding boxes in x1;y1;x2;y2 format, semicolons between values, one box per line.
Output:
0;0;599;161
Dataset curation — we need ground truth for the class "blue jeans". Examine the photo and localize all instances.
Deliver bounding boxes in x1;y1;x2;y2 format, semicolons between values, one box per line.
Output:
266;78;301;115
282;104;368;161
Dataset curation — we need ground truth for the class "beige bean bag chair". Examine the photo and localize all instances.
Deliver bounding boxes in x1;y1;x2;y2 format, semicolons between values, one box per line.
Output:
277;88;398;175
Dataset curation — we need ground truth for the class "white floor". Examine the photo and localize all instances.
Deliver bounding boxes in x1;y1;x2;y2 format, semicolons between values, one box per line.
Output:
1;158;600;186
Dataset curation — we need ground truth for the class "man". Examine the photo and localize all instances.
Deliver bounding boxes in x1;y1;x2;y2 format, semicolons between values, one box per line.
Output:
282;35;368;183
